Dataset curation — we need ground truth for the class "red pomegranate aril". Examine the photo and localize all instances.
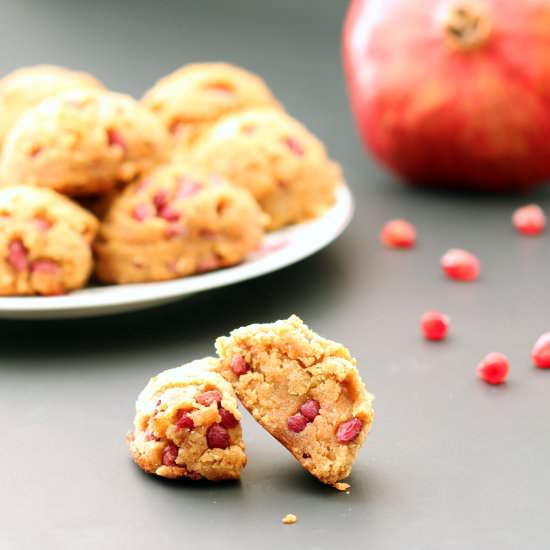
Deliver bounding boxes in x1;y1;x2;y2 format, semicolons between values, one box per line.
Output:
206;424;230;449
420;310;450;341
107;129;128;152
441;248;480;281
132;203;150;221
512;204;546;236
380;219;417;249
219;408;239;429
162;443;179;466
158;205;180;222
31;260;60;275
477;352;509;384
287;413;308;433
177;177;202;198
285;137;305;156
336;418;363;443
175;410;194;430
153;190;169;211
196;390;223;407
197;256;220;273
531;333;550;369
7;240;29;272
164;223;187;239
299;399;320;421
230;355;250;376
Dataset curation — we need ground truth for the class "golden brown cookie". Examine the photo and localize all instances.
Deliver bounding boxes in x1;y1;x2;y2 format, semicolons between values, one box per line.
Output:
0;65;104;151
215;315;374;485
0;89;170;196
193;109;341;230
94;161;266;284
142;62;282;153
128;358;247;481
0;185;98;295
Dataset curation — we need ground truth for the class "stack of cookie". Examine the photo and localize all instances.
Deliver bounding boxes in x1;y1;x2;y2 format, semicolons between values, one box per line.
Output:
128;316;374;485
0;63;342;295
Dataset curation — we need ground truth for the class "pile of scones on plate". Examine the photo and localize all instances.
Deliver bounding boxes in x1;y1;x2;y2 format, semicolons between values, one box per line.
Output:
0;63;341;296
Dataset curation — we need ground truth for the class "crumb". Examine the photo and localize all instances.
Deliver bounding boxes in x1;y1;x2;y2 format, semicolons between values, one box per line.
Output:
333;482;351;492
282;513;297;524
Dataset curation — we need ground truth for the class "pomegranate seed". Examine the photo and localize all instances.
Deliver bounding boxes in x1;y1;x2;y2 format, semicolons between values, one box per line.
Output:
219;408;239;429
512;204;546;236
196;390;222;407
33;217;51;231
177;177;202;199
162;443;179;466
380;219;416;249
284;137;305;156
132;203;151;221
420;310;450;341
206;424;230;449
175;410;194;430
7;240;29;272
299;399;320;421
164;223;187;239
153;190;169;211
107;129;128;152
531;333;550;369
230;355;250;376
31;260;60;275
336;418;363;443
477;352;509;384
440;248;480;282
158;205;180;222
287;413;308;433
197;256;220;273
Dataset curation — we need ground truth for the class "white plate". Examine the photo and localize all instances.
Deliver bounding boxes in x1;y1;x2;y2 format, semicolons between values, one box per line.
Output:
0;185;353;319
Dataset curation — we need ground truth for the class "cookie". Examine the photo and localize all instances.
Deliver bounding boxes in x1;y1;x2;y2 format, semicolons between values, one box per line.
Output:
0;89;170;196
142;62;281;152
128;358;247;481
193;109;341;230
215;315;374;485
0;185;98;295
94;161;266;284
0;65;104;151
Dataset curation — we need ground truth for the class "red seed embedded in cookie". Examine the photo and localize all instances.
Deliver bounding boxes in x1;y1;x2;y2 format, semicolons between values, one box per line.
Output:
219;408;239;429
153;190;169;211
7;240;29;272
158;205;180;222
299;399;320;421
196;389;223;407
230;355;250;376
206;424;230;449
162;442;179;466
284;137;305;156
287;413;309;433
164;223;187;239
336;418;363;443
175;410;194;430
31;259;60;275
132;203;151;221
107;129;128;152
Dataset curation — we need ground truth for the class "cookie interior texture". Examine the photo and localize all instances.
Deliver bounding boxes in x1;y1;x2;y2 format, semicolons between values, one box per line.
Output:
215;315;374;484
128;358;246;481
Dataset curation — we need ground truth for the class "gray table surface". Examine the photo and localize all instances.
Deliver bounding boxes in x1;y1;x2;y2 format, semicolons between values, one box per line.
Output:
1;1;549;549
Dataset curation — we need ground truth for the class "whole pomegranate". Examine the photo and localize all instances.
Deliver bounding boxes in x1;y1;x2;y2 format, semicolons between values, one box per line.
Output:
343;0;550;192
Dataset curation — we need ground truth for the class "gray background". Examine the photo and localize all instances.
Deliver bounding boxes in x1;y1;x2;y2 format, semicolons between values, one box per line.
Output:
0;1;549;549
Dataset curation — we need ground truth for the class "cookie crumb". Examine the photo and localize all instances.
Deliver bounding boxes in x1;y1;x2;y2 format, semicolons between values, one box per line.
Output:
282;513;297;524
333;482;351;492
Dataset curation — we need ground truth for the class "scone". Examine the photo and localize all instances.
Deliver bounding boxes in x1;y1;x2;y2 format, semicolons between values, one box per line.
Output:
128;358;247;481
0;89;170;195
0;185;98;295
193;109;341;230
94;162;266;284
142;62;281;152
0;64;104;151
215;315;374;485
